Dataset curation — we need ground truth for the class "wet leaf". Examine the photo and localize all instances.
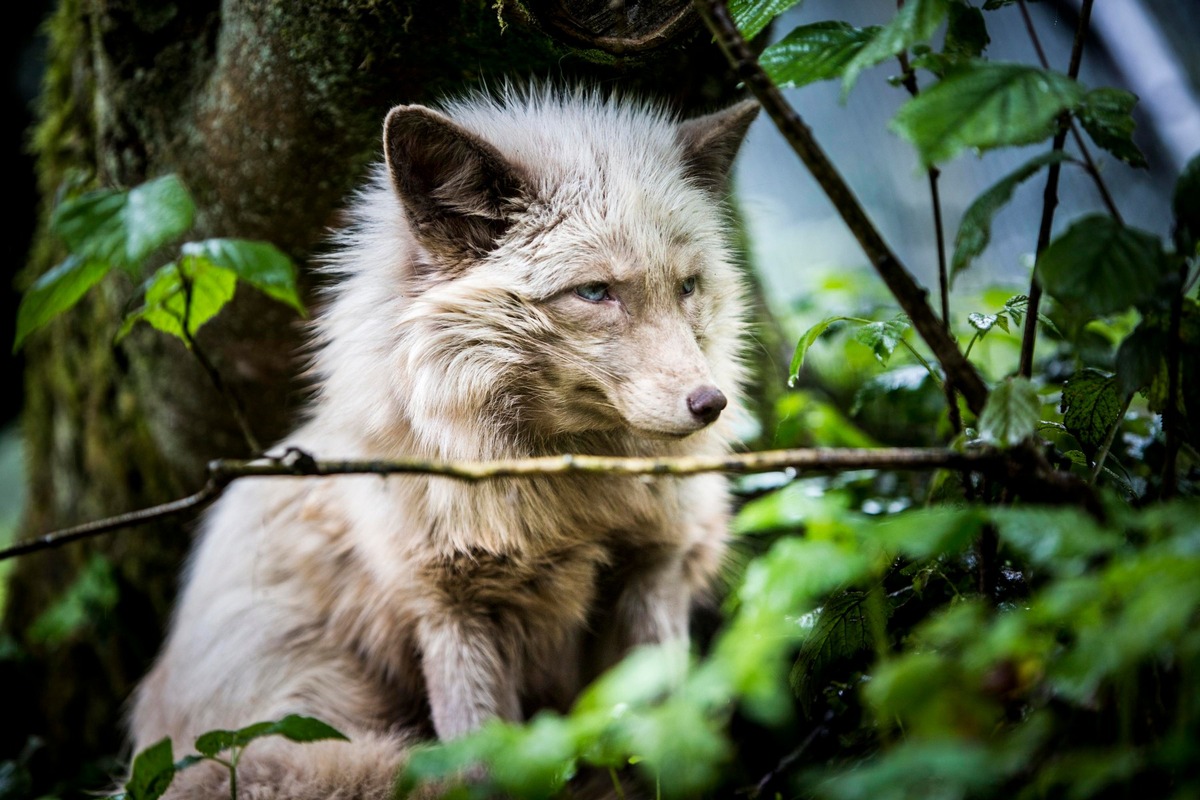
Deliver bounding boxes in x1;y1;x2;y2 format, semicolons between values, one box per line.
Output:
761;22;879;89
891;63;1084;167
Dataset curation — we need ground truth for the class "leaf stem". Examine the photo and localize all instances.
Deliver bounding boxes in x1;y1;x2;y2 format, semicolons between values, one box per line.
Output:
693;0;989;415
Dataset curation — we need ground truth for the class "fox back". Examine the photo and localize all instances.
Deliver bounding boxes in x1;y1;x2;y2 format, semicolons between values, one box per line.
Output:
129;87;758;798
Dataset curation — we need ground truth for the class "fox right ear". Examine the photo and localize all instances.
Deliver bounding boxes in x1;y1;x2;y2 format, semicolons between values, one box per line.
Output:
384;105;528;263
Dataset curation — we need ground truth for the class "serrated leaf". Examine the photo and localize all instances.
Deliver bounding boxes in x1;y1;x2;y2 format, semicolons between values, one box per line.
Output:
789;315;855;385
118;260;237;345
968;313;998;334
13;255;111;352
1061;369;1122;457
181;239;305;315
1174;153;1200;249
51;174;194;274
760;22;879;89
978;376;1039;446
855;315;910;366
943;1;989;60
728;0;804;41
790;590;880;714
890;63;1084;167
951;151;1070;282
1036;214;1170;318
842;0;950;96
124;738;176;800
1077;88;1147;169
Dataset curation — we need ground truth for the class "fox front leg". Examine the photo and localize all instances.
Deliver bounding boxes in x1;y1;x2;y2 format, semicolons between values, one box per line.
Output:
417;615;522;740
594;556;692;672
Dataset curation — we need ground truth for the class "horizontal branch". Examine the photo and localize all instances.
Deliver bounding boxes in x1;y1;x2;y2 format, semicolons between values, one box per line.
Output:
693;0;990;416
0;446;1007;561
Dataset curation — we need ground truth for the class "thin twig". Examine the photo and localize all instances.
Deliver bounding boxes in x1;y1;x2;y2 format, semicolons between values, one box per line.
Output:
180;270;262;454
1017;0;1098;378
0;446;1009;562
0;479;227;561
1090;395;1132;485
897;49;962;436
693;0;989;416
1016;0;1121;222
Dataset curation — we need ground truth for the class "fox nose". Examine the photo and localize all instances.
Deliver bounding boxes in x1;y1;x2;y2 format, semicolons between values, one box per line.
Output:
687;386;727;424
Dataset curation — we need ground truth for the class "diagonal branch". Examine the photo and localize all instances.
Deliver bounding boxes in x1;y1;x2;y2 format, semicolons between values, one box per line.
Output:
693;0;989;416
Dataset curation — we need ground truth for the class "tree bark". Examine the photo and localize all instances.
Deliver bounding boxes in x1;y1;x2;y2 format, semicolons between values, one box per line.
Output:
2;0;782;786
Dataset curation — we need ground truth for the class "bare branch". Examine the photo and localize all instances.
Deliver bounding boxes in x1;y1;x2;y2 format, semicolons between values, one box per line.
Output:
0;445;1009;562
1018;0;1098;378
692;0;990;416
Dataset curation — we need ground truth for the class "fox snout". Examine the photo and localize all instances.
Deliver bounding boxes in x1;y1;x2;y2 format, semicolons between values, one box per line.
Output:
687;385;727;425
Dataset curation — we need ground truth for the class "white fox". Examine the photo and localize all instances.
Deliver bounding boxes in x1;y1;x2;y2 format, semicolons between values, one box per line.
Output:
129;86;757;798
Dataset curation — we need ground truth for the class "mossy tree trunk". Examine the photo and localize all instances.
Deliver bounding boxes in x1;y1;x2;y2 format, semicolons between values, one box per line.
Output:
1;0;782;787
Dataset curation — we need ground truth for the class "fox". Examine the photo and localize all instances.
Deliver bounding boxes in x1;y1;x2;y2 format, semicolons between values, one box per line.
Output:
128;85;759;798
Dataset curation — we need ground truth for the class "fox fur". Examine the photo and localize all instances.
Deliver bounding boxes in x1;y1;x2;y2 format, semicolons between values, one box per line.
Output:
128;85;758;798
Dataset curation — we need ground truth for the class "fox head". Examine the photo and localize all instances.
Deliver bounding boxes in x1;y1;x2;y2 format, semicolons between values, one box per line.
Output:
315;88;757;458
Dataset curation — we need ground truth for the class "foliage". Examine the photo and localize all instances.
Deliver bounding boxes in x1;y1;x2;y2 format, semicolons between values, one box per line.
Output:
14;174;304;353
109;716;347;800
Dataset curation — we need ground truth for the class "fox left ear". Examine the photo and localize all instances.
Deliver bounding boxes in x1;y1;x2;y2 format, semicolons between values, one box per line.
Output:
677;99;760;194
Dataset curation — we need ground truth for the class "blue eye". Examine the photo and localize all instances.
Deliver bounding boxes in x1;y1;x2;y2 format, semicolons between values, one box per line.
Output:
681;276;697;295
575;283;612;302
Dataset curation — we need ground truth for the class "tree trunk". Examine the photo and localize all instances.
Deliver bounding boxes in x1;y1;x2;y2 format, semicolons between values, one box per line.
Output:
1;0;780;787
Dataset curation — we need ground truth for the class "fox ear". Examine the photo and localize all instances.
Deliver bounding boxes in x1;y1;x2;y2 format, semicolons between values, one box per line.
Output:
677;99;760;194
384;105;528;261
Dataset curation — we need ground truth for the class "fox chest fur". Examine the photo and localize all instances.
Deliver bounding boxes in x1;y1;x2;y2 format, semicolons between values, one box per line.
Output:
129;87;758;791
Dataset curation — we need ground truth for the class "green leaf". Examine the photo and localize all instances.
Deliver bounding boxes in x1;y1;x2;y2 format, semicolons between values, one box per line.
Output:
868;506;985;559
181;239;305;315
1115;323;1166;398
728;0;804;41
977;376;1039;446
890;63;1085;167
855;315;910;366
1077;88;1148;169
790;590;879;714
1036;214;1170;318
842;0;950;96
118;260;238;344
124;738;176;800
760;22;879;89
1174;152;1200;249
788;315;855;385
943;1;989;60
194;715;348;756
951;151;1071;282
51;174;195;274
990;506;1120;576
1061;369;1122;457
13;255;111;352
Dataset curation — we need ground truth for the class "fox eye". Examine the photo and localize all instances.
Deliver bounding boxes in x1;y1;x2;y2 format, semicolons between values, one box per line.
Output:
575;282;612;302
681;276;697;296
